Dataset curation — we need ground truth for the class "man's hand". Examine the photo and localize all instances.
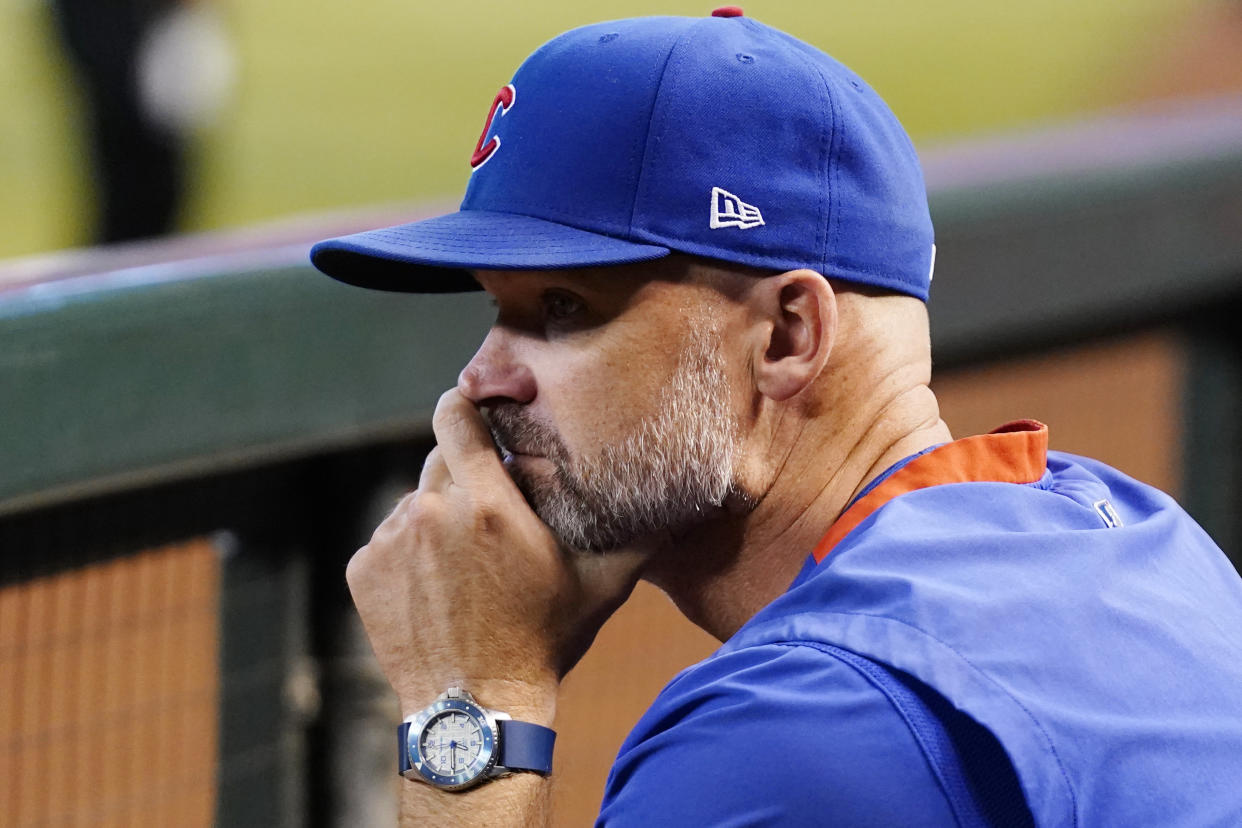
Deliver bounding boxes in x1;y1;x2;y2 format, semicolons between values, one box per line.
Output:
346;389;648;721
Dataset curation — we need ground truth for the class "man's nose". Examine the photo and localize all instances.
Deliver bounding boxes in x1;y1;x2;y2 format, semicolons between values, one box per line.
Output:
457;330;536;404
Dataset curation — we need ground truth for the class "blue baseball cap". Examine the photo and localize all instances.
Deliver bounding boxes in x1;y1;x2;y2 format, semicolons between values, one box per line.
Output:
310;8;935;300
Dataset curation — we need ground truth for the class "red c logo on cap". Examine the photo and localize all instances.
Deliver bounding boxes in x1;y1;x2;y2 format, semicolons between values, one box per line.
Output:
470;84;516;171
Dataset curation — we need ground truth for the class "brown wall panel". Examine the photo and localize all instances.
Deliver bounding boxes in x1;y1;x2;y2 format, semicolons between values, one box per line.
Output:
933;330;1185;496
551;581;718;826
0;540;220;828
0;583;20;822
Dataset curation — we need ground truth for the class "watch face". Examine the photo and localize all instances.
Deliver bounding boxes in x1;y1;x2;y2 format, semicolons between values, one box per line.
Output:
409;697;498;789
421;710;484;775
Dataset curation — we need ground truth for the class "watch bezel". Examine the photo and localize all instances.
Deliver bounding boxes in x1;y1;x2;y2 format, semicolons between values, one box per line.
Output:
407;696;500;790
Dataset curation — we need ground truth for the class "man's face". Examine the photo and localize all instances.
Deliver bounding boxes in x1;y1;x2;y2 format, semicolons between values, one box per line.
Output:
460;263;752;552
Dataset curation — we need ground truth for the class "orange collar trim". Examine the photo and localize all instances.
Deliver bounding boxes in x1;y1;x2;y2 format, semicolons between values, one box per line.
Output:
811;420;1049;563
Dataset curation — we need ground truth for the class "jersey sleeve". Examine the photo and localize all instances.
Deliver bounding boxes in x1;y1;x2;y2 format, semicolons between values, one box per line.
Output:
595;642;969;827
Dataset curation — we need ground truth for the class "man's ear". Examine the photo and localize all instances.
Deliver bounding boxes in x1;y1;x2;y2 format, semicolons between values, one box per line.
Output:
751;269;837;402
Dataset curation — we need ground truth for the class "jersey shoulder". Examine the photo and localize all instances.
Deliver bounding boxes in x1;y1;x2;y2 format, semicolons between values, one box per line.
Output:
597;640;997;827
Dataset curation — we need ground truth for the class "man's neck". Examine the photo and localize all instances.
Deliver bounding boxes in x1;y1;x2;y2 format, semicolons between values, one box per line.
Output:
642;387;952;642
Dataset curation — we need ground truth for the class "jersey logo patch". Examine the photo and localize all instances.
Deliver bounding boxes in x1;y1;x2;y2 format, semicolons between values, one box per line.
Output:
710;187;764;230
1094;498;1124;528
470;84;516;171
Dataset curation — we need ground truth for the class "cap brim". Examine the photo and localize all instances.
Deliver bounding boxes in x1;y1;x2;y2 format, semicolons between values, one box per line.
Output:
310;210;672;293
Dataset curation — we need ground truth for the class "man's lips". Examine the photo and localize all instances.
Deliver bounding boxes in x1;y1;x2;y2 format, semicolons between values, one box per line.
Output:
492;434;544;458
502;451;552;477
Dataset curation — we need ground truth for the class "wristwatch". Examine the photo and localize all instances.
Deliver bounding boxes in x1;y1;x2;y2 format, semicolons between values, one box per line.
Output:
399;686;556;791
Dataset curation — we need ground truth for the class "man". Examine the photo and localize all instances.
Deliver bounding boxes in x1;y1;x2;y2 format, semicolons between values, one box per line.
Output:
311;9;1242;826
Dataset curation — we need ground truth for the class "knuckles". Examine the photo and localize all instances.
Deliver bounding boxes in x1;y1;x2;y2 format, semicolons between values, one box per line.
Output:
374;488;507;549
470;497;507;539
349;491;450;582
405;491;449;539
346;473;528;613
344;545;372;594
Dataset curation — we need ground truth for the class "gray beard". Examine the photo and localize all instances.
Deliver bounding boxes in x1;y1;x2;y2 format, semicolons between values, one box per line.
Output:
485;324;747;552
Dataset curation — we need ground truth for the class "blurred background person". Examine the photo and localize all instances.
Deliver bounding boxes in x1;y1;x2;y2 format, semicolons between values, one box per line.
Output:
47;0;234;244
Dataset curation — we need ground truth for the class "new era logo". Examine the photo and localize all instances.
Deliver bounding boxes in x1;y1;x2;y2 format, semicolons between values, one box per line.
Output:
710;187;764;230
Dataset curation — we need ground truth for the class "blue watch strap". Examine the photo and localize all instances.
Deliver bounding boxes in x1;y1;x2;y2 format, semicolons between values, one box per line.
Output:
398;721;413;774
498;720;556;774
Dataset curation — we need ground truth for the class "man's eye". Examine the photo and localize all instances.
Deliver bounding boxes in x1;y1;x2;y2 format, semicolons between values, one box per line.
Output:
542;291;584;322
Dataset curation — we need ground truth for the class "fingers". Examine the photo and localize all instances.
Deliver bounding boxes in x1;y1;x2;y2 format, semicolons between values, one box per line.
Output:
432;388;505;488
419;446;450;492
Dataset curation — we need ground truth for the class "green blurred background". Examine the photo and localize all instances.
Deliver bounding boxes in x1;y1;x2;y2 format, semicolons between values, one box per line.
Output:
0;0;1224;260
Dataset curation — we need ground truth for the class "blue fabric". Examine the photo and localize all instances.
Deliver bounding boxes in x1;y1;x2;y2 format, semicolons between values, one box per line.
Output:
309;211;670;293
598;643;970;827
498;720;556;775
311;13;934;300
599;451;1242;825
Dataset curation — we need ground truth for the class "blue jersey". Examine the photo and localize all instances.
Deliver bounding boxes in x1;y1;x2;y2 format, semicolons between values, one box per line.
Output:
598;422;1242;826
